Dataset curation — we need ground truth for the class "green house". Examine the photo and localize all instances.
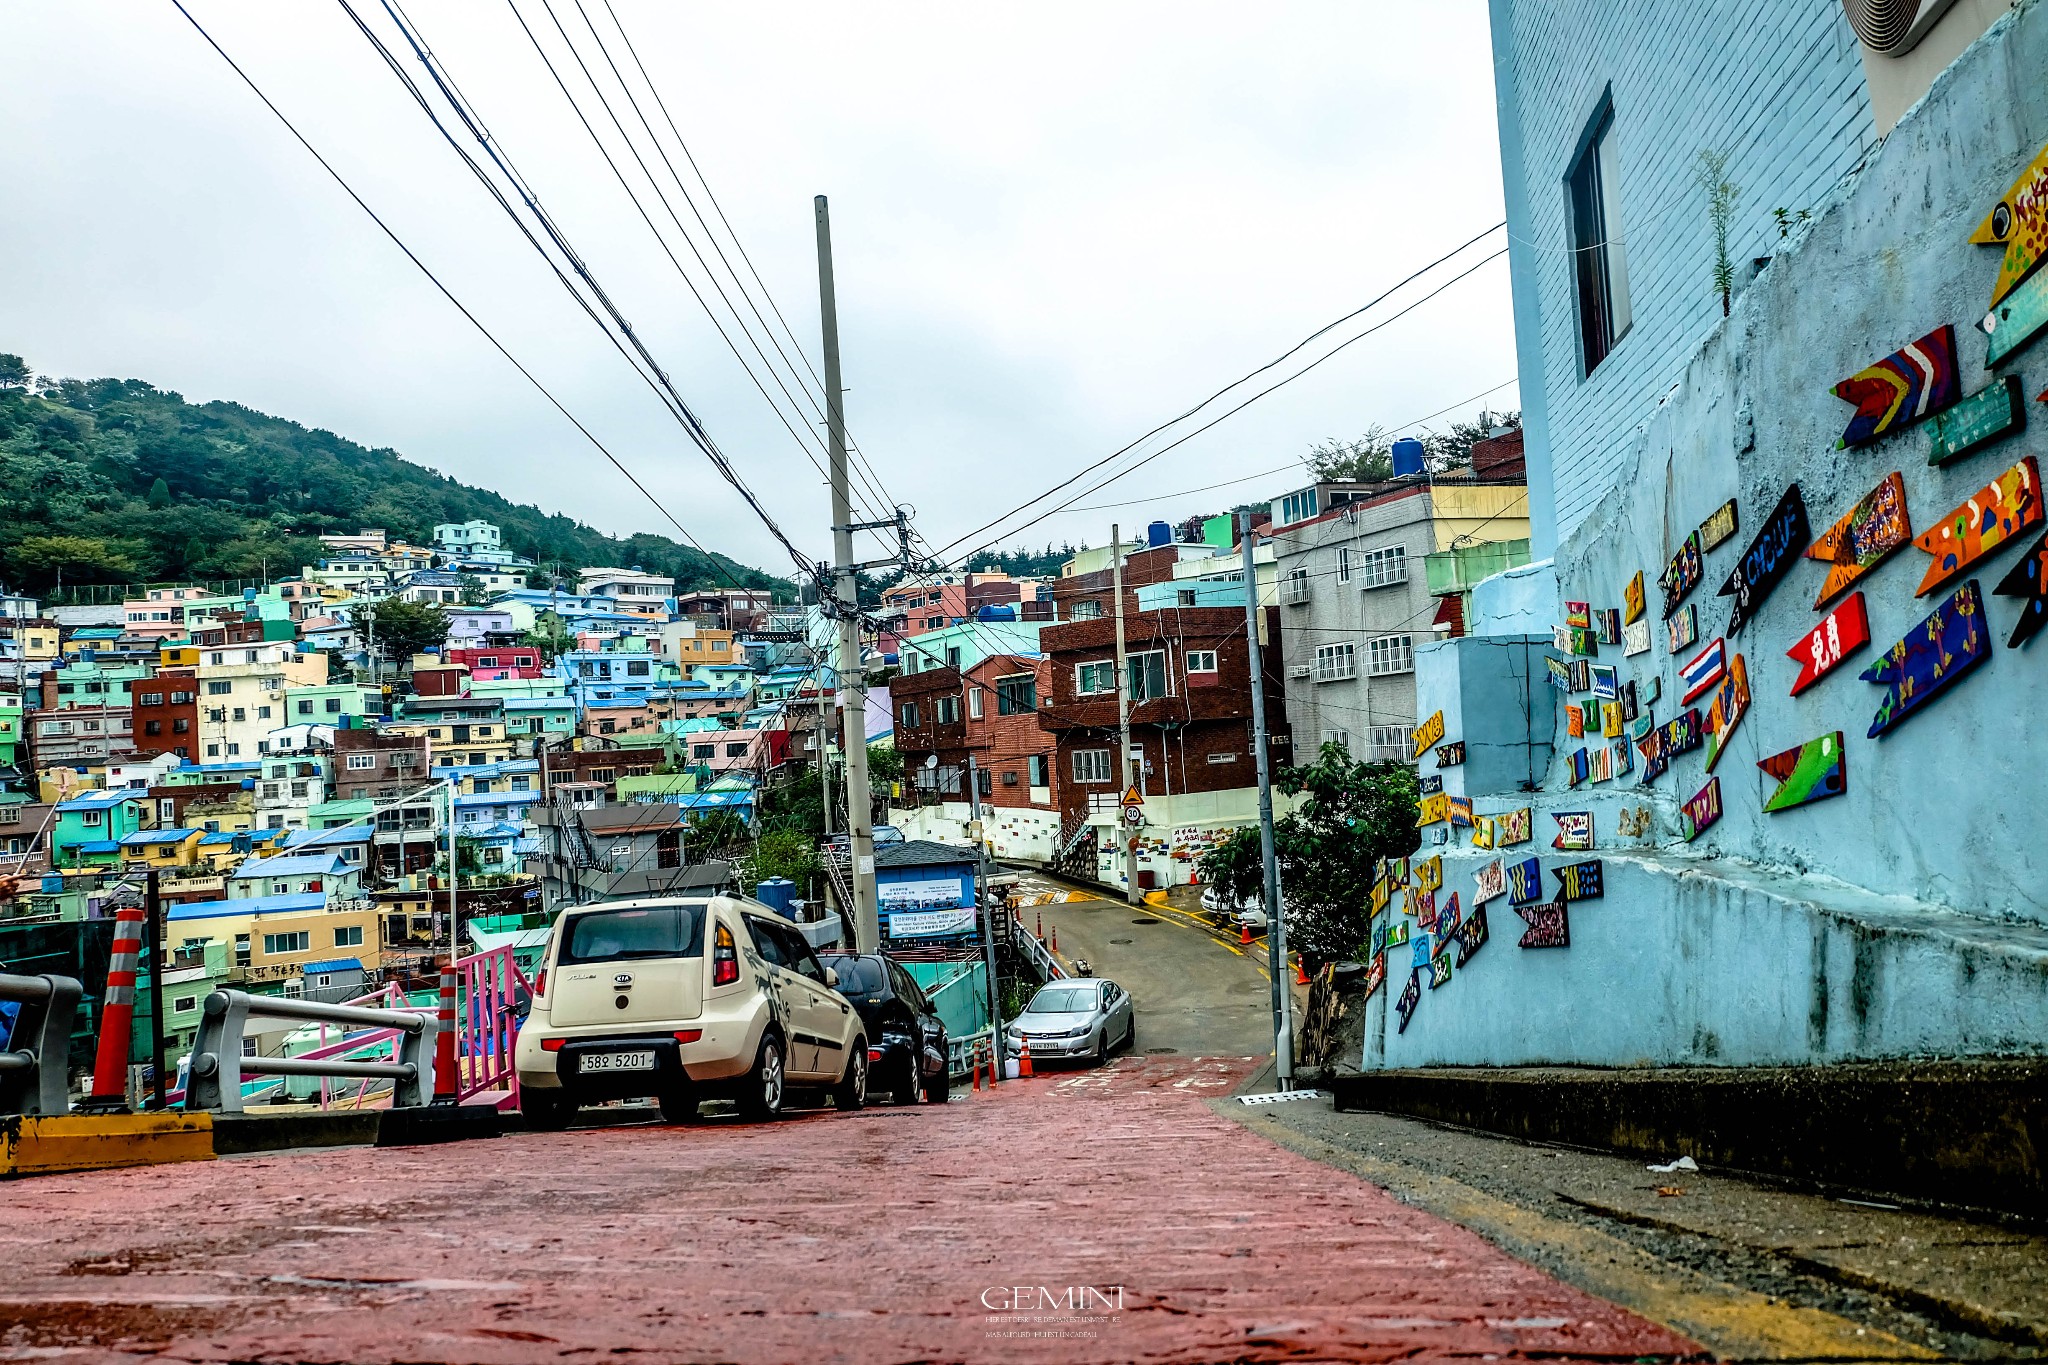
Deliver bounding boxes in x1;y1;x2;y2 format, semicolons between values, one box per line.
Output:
52;790;155;868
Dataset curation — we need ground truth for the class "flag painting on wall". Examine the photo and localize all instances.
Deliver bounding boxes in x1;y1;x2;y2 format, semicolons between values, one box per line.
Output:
1552;811;1593;851
1681;776;1724;841
1832;323;1960;447
1515;899;1569;949
1911;457;2042;597
1806;472;1911;608
1668;603;1699;653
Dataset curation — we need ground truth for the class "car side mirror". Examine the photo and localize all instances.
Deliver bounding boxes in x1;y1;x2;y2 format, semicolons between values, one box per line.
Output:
824;966;839;988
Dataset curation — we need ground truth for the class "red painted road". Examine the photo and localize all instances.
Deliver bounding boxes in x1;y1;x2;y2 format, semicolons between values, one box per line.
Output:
2;1056;1696;1364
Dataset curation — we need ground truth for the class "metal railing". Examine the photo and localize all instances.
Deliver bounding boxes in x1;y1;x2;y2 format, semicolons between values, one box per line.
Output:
1010;913;1066;984
454;946;529;1107
0;972;83;1117
185;990;437;1114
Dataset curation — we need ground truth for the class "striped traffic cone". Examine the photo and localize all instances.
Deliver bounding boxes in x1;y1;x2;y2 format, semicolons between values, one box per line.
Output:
432;963;459;1105
84;900;146;1110
1295;957;1310;986
1019;1038;1033;1079
1239;920;1253;946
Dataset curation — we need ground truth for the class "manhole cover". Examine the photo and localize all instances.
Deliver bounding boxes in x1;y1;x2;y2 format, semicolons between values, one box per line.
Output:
1131;917;1161;926
1146;1047;1178;1054
1109;937;1133;945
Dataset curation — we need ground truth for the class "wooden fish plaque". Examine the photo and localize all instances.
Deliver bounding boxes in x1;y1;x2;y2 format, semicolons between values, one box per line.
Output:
1471;816;1496;849
1806;472;1911;608
1566;601;1591;629
1624;570;1646;625
1661;530;1703;619
1416;792;1450;827
1552;810;1593;851
1912;457;2041;596
1515;898;1569;950
1759;732;1847;813
1680;775;1723;841
1434;891;1462;941
1384;918;1410;948
1602;701;1623;739
1699;499;1740;551
1364;951;1385;1000
1834;325;1960;447
1412;710;1446;758
1718;483;1810;635
1927;375;2025;466
1568;747;1589;786
1413;887;1437;932
1553;859;1604;902
1429;954;1453;989
1419;774;1443;796
1448;796;1473;829
1416;854;1443;893
1993;531;2048;648
1498;807;1532;845
1566;704;1584;738
1507;855;1544;905
1451;903;1489;967
1596;608;1622;645
1982;248;2048;368
1473;858;1506;905
1591;664;1619;699
1546;656;1574;690
1702;653;1750;773
1862;578;1993;738
1435;741;1465;767
1788;592;1871;696
1622;618;1651;656
1395;968;1421;1032
1973;138;2048;309
1668;603;1699;653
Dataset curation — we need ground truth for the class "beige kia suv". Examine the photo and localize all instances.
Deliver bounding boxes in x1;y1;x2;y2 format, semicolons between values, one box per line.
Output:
515;895;868;1128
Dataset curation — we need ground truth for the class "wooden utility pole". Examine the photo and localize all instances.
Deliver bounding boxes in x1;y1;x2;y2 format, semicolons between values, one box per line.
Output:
1110;525;1139;903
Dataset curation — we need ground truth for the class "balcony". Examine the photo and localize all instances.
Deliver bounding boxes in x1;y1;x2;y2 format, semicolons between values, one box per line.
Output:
1424;538;1532;597
1280;574;1313;607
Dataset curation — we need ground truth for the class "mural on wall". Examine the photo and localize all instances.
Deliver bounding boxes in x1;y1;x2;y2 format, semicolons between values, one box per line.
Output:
1436;741;1465;767
1430;954;1454;989
1589;745;1613;783
1620;680;1640;721
1448;796;1474;828
1789;592;1871;695
1807;472;1911;608
1699;499;1740;552
1472;816;1497;850
1623;618;1652;656
1928;375;2025;466
1364;951;1385;1001
1416;792;1450;826
1412;710;1446;759
1452;903;1489;966
1473;858;1506;905
1613;736;1634;777
1568;747;1590;785
1412;888;1436;929
1911;457;2041;596
1993;531;2048;647
1591;664;1619;699
1624;570;1647;624
1679;637;1728;705
1760;732;1848;812
1435;891;1462;940
1514;898;1569;949
1603;701;1624;739
1395;969;1421;1032
1419;774;1443;796
1553;859;1604;901
1702;653;1750;772
1832;324;1960;447
1507;855;1543;904
1668;603;1700;653
1412;932;1434;971
1981;262;2048;366
1570;660;1593;691
1566;704;1584;738
1498;807;1533;845
1661;530;1704;618
1973;138;2048;308
1546;656;1573;689
1384;918;1410;948
1552;811;1593;851
1863;578;1993;737
1718;484;1811;635
1681;775;1723;841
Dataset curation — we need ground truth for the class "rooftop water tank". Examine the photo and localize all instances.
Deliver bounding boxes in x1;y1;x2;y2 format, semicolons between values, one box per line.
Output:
976;604;1017;622
1146;520;1172;548
1391;438;1426;477
754;877;796;916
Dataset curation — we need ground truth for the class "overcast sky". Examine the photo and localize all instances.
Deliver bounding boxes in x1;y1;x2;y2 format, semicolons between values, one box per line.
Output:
0;2;1515;581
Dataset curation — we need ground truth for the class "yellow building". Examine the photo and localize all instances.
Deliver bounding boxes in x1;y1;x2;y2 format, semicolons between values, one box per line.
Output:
385;720;517;766
167;892;382;989
117;828;205;869
4;623;58;661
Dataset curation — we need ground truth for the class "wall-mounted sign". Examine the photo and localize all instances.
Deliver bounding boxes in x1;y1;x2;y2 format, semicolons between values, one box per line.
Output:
1589;744;1613;783
1807;472;1911;608
1416;854;1443;893
1622;618;1651;657
1698;499;1740;552
1498;807;1533;846
1515;898;1569;949
1624;570;1647;625
1434;891;1462;942
1718;483;1810;635
1448;796;1473;829
1668;603;1699;653
1546;656;1574;690
1912;457;2041;596
1553;859;1604;902
1994;531;2048;648
1429;954;1453;989
1395;968;1421;1032
1927;375;2025;466
1419;774;1443;796
1568;746;1589;786
1680;776;1723;841
1565;601;1591;629
1661;530;1704;619
1596;608;1622;645
1412;887;1436;929
1507;855;1544;905
1679;637;1727;706
1416;792;1450;826
1863;578;1993;737
1384;918;1409;948
1760;732;1847;812
1590;664;1619;699
1566;704;1584;738
1569;660;1593;692
1552;811;1593;851
1972;138;2048;309
1364;951;1386;1001
1983;255;2048;367
1473;858;1505;905
1619;680;1639;722
1788;592;1871;696
886;908;977;938
1471;816;1496;850
1452;903;1489;966
1412;710;1446;758
1612;736;1634;777
1833;324;1960;447
1702;653;1750;773
1435;741;1465;767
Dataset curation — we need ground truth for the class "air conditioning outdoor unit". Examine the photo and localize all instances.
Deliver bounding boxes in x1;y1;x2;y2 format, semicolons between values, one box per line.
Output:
1842;0;1962;55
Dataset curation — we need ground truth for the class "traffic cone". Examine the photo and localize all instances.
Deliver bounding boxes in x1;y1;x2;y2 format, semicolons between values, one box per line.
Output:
432;962;459;1105
1019;1038;1033;1078
1239;920;1253;946
84;900;147;1110
1295;958;1310;986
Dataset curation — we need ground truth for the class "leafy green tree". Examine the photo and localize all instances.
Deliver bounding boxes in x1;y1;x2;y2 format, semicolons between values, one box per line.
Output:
358;596;450;664
690;808;753;856
8;534;137;584
1198;743;1420;968
1307;413;1520;481
146;477;171;509
866;742;903;788
0;355;28;390
738;829;821;893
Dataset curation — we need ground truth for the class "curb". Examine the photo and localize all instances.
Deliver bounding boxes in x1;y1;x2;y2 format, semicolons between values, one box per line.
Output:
0;1112;214;1178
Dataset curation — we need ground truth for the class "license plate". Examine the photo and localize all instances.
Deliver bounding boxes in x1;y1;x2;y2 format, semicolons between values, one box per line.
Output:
581;1049;656;1073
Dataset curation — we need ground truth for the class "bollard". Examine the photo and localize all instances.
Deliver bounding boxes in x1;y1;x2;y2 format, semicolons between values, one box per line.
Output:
84;901;147;1110
1035;910;1043;938
1050;925;1058;954
433;964;458;1105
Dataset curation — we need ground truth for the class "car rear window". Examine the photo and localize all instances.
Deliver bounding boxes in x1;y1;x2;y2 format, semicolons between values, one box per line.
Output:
822;957;887;996
560;904;706;964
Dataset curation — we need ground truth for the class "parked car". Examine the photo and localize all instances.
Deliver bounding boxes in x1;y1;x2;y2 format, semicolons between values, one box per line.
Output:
1005;977;1135;1065
817;952;950;1104
1201;886;1268;933
515;895;868;1129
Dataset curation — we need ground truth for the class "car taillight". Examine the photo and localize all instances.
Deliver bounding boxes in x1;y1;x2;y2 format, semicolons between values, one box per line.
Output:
533;969;547;998
713;922;738;987
541;1037;565;1052
674;1029;702;1044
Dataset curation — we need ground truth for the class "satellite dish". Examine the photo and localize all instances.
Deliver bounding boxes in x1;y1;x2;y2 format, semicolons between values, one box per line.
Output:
924;754;939;770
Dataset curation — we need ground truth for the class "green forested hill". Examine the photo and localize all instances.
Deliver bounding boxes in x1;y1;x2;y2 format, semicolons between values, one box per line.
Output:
0;357;782;598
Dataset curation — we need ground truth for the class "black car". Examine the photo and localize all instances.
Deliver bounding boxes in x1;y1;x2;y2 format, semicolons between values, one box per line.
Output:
818;953;949;1104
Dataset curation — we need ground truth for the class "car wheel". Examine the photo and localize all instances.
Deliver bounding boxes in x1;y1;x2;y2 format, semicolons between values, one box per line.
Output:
523;1091;574;1132
737;1032;786;1121
657;1084;699;1124
926;1061;951;1104
834;1038;868;1112
890;1054;921;1106
1122;1017;1135;1052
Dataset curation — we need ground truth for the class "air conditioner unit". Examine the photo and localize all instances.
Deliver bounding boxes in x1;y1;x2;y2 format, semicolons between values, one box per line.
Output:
1842;0;1962;55
1288;664;1312;679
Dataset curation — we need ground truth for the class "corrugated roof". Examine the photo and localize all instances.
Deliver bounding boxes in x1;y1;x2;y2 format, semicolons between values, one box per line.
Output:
230;853;347;879
300;958;363;974
169;891;327;919
874;838;977;869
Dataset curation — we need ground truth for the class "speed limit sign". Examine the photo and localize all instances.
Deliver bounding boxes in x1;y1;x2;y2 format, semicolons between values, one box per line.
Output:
1121;806;1143;827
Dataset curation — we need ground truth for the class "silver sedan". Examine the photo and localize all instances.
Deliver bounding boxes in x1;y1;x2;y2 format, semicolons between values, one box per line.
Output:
1006;978;1135;1065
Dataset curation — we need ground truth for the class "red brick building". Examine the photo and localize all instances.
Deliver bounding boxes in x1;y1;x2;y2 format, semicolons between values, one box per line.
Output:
132;668;199;760
332;728;430;800
892;654;1055;809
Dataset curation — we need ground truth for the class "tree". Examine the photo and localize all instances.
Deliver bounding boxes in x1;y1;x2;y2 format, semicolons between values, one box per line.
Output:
1306;412;1521;482
1197;743;1420;968
8;534;137;584
359;596;450;664
145;477;171;509
0;355;30;390
738;829;821;893
458;574;489;606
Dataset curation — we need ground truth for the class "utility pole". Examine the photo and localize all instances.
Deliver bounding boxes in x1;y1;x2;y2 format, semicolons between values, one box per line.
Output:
1238;510;1292;1089
146;866;166;1112
815;642;834;839
1109;524;1139;904
967;755;1000;1086
815;194;878;952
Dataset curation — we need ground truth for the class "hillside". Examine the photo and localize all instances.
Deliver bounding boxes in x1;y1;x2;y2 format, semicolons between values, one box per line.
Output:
0;357;783;599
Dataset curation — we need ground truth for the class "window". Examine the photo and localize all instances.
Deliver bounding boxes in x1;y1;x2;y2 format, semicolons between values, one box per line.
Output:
1177;588;1197;606
1367;634;1415;675
158;799;176;823
256;705;271;720
511;775;531;792
325;698;342;713
944;646;962;670
1568;100;1631;374
231;708;246;723
724;744;747;758
173;995;197;1014
297;700;313;715
1068;598;1103;621
995;674;1036;715
173;718;189;733
655;829;681;870
1076;661;1117;695
1320;728;1351;751
262;931;310;956
1282;567;1312;606
627;660;649;677
936;695;960;725
145;720;162;735
262;783;280;800
138;692;163;706
291;781;309;798
900;702;921;729
1072;748;1113;784
170;692;193;704
1314;643;1357;682
1337;547;1354;584
1367;724;1408;756
1185;650;1218;675
80;810;102;827
1128;650;1168;702
1027;754;1048;788
346;753;376;770
1278;488;1319;526
693;743;715;760
207;681;231;695
334;925;363;947
1359;545;1408;588
968;687;984;720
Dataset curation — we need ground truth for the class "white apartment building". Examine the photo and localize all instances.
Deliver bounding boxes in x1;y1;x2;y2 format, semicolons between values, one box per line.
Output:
255;753;332;830
577;567;676;602
195;644;328;762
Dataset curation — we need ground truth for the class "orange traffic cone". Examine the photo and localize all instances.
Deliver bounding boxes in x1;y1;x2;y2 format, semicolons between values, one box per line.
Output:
1295;958;1310;986
1239;920;1253;946
1019;1038;1034;1078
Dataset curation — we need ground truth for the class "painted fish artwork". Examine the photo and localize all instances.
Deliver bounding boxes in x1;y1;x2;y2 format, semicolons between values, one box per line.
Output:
1759;732;1847;813
1658;709;1705;758
1972;138;2048;310
1637;729;1669;784
1547;656;1574;690
1982;254;2048;368
1718;483;1810;636
1473;858;1506;905
1452;903;1489;967
1507;855;1544;905
1566;601;1591;629
1589;745;1613;783
1643;676;1662;705
1384;918;1410;948
1806;472;1911;609
1416;854;1443;893
1833;324;1960;447
1435;892;1462;941
1569;627;1600;656
1698;499;1740;552
1613;737;1634;776
1679;637;1727;706
1591;664;1619;699
1702;653;1750;773
1570;661;1593;692
1912;457;2041;597
1569;747;1589;786
1668;603;1699;653
1927;375;2025;467
1566;704;1584;738
1436;742;1466;768
1429;954;1453;989
1993;531;2048;648
1552;811;1593;852
1412;710;1446;758
1789;592;1871;696
1419;774;1443;797
1471;816;1496;850
1620;680;1639;721
1553;859;1604;902
1623;618;1652;656
1597;608;1622;645
1396;969;1421;1032
1862;578;1993;738
1602;701;1623;739
1680;775;1723;841
1624;570;1647;625
1412;931;1435;971
1388;857;1410;887
1515;899;1569;950
1370;878;1390;916
1662;530;1704;619
1585;698;1604;732
1411;888;1436;929
1448;796;1474;828
1364;951;1386;1001
1416;792;1449;826
1498;807;1533;845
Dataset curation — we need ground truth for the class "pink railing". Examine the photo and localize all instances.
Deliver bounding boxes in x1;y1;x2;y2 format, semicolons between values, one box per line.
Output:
453;945;532;1108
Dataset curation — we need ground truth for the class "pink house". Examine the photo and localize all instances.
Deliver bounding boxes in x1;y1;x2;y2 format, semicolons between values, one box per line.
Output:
679;726;791;775
122;587;210;639
447;645;544;681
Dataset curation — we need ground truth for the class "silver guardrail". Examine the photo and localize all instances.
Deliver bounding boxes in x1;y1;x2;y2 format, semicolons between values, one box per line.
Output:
0;971;84;1117
1010;915;1066;983
184;989;437;1114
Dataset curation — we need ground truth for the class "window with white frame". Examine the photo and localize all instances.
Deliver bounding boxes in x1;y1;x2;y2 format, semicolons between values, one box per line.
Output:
1320;728;1351;751
1075;661;1117;695
1336;547;1354;584
1356;544;1406;588
968;688;983;720
1185;649;1218;675
1313;643;1356;682
1281;567;1312;605
1366;724;1408;755
935;695;960;725
1068;599;1103;621
346;753;375;770
262;931;310;956
1367;634;1414;675
1127;650;1168;702
1071;748;1113;784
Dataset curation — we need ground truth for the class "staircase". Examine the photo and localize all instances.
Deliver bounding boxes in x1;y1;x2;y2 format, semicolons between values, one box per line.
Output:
1047;814;1098;883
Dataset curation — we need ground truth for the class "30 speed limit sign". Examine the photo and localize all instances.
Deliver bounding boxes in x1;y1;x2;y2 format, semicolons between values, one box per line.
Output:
1121;806;1144;827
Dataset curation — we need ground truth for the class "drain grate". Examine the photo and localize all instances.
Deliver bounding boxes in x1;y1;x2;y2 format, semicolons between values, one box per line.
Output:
1146;1047;1178;1054
1109;937;1133;944
1131;917;1161;925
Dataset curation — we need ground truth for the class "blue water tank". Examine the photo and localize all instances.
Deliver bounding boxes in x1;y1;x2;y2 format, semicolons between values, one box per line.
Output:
976;604;1016;622
1146;520;1172;548
1391;438;1426;477
754;878;796;916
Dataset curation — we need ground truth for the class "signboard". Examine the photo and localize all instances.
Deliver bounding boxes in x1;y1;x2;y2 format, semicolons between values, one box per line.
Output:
886;908;977;938
1121;806;1143;827
1717;483;1810;636
1412;711;1446;759
1121;785;1145;808
878;877;967;912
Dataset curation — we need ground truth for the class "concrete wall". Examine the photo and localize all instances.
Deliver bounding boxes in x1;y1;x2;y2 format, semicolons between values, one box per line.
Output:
1400;5;2048;1067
